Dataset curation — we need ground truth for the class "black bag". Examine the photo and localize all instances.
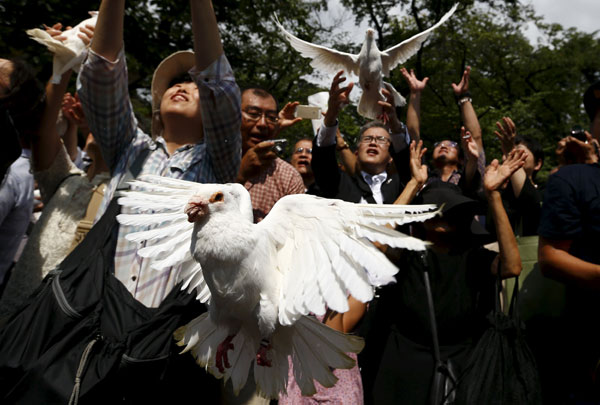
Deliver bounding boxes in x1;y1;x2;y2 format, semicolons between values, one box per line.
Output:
456;272;542;404
0;148;219;404
421;253;458;405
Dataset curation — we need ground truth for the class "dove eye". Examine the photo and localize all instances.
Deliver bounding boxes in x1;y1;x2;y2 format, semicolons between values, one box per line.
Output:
209;192;225;203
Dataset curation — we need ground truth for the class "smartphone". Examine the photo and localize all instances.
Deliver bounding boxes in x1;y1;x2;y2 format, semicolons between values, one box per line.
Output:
270;139;288;154
295;105;321;120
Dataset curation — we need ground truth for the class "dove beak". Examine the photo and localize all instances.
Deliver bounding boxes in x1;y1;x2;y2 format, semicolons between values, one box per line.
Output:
185;196;209;223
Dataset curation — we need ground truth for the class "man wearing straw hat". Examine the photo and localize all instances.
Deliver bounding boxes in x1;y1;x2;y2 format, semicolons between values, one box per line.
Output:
77;0;241;308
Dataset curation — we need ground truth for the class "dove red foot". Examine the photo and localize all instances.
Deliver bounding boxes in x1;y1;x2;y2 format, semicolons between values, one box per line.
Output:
118;175;442;399
216;334;235;373
256;340;272;367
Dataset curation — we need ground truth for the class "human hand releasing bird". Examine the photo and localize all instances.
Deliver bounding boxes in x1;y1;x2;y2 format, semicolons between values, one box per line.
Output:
27;12;97;84
117;175;441;398
274;4;457;120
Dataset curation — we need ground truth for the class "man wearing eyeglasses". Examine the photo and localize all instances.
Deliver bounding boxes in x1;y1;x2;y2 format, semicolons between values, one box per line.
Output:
311;70;413;204
289;138;318;193
237;88;304;223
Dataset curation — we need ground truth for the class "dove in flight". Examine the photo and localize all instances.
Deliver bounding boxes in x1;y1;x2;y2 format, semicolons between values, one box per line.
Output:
116;175;440;399
26;11;98;84
274;4;457;121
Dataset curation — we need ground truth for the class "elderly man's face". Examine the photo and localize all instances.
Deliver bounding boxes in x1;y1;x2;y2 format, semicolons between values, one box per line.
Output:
356;127;392;174
241;92;279;154
290;139;313;176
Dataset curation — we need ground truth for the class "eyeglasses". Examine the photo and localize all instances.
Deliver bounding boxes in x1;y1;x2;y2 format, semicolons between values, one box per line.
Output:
360;135;390;145
434;140;458;149
293;147;312;154
243;108;279;125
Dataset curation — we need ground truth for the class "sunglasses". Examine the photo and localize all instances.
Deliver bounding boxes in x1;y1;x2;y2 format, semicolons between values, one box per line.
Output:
434;140;458;149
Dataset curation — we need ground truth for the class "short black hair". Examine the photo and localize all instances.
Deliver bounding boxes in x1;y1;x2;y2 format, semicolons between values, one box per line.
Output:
241;87;278;111
167;72;193;88
515;134;544;169
0;59;45;143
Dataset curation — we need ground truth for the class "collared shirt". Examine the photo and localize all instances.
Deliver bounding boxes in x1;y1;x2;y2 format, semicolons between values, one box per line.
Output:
77;49;241;307
244;158;305;223
0;149;34;284
359;171;388;204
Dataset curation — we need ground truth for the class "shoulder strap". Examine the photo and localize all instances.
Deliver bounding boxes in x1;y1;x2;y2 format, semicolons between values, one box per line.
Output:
117;147;151;192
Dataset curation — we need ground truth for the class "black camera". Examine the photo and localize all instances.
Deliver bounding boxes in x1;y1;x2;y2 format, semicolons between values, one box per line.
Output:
570;125;587;142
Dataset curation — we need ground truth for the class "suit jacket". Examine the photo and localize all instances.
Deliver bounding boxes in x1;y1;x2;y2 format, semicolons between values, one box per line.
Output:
311;144;409;204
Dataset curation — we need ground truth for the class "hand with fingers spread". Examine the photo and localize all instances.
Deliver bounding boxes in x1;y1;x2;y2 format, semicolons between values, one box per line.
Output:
62;93;89;131
378;86;404;131
451;66;471;97
401;68;429;94
409;140;428;186
484;148;527;195
494;117;517;157
277;101;302;133
324;70;354;127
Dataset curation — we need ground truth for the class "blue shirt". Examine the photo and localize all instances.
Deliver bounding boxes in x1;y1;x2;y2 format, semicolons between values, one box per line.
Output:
0;150;34;283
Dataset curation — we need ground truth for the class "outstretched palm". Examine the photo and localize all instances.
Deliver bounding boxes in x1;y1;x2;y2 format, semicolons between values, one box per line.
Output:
484;149;526;193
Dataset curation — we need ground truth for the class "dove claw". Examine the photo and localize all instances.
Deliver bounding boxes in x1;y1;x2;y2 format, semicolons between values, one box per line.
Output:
256;339;272;367
216;334;235;373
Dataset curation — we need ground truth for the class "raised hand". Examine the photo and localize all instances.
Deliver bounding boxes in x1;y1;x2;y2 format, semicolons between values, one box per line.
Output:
556;131;599;166
460;126;479;161
43;22;94;45
451;66;471;96
277;101;302;132
400;68;429;93
494;116;517;157
378;86;403;131
62;93;88;130
484;148;527;194
324;70;353;127
237;141;278;183
409;140;428;186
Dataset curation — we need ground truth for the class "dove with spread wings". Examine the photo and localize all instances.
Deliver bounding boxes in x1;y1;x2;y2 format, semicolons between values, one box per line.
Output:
116;175;440;398
274;4;457;121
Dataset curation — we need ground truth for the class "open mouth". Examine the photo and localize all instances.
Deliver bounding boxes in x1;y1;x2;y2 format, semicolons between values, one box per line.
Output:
366;148;379;156
171;93;189;102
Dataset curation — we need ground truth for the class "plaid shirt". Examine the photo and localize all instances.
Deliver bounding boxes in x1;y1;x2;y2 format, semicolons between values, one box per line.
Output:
77;48;241;307
244;158;304;223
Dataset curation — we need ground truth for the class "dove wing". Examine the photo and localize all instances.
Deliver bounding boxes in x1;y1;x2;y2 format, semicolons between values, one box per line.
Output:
116;175;211;303
274;15;360;76
381;3;457;75
256;194;441;326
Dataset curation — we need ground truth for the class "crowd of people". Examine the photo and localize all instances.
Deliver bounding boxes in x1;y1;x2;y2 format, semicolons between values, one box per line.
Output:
1;0;599;404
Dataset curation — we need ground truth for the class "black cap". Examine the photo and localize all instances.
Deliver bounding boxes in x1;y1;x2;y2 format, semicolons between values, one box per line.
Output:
413;180;490;238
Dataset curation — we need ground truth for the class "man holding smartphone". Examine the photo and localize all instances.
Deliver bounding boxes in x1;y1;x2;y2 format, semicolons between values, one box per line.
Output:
237;88;304;223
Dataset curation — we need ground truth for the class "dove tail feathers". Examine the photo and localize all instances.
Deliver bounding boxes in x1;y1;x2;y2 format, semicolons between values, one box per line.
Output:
175;314;364;400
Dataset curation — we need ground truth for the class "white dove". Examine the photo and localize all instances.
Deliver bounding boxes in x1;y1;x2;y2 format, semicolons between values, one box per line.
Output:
26;11;98;84
116;175;441;399
274;4;457;120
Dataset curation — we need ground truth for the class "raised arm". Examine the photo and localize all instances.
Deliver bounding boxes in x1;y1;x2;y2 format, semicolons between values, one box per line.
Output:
90;0;124;62
189;0;241;183
452;66;483;152
483;149;527;278
393;140;427;205
190;0;222;71
77;0;136;172
495;116;528;197
401;68;428;142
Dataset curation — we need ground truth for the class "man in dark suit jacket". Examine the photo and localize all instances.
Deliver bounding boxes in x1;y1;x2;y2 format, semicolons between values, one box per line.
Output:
312;70;411;205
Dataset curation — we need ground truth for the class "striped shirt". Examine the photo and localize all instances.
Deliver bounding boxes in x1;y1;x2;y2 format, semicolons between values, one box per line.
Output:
77;48;241;307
